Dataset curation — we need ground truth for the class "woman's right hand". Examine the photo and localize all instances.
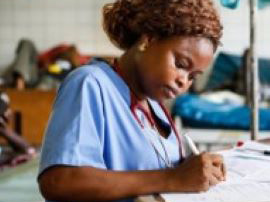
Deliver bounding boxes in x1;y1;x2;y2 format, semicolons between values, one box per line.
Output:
167;152;226;192
38;153;225;201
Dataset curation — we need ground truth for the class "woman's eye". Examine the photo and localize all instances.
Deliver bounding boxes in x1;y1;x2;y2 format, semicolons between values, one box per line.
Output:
188;74;195;81
175;60;185;69
188;73;200;81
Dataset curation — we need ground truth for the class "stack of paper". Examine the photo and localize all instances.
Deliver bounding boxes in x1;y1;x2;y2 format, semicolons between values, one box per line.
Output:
162;141;270;202
162;183;270;202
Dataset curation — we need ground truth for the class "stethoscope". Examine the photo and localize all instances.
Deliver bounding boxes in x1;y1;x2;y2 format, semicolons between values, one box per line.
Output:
132;101;184;168
109;58;186;167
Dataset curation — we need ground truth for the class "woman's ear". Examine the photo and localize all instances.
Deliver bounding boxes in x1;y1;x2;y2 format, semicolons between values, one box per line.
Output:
138;42;147;52
137;35;157;52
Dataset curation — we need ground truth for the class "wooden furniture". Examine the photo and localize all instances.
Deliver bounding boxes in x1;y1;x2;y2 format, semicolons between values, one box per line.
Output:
4;89;56;145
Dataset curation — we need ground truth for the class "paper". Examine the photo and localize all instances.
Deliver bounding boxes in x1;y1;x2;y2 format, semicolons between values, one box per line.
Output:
222;151;270;182
240;141;270;151
245;168;270;182
231;141;270;161
161;141;270;202
162;183;270;202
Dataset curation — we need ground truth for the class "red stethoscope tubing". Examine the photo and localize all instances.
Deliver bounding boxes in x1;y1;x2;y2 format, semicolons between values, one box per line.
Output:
112;59;185;161
159;103;185;160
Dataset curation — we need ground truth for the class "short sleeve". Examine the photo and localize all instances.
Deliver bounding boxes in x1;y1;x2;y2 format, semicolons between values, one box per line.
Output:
39;67;106;176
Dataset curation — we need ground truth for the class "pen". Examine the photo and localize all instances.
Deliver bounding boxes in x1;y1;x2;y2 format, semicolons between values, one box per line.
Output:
184;133;226;180
239;148;270;156
183;133;200;155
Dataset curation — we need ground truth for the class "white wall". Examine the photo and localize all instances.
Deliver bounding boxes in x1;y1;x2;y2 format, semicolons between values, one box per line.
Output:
0;0;121;70
217;1;270;57
0;0;270;70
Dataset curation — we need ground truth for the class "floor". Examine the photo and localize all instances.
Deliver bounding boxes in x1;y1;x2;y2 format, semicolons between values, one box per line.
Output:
0;156;43;202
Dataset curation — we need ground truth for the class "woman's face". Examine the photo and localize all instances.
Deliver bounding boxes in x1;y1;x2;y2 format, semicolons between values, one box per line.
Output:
134;36;214;102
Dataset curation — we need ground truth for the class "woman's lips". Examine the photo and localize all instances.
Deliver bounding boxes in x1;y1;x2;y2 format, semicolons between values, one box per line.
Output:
163;86;177;99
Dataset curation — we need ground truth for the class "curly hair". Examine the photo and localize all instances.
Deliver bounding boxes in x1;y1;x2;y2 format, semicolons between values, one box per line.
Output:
103;0;222;51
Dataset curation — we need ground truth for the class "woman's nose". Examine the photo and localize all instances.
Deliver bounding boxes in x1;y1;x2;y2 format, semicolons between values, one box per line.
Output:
175;68;189;88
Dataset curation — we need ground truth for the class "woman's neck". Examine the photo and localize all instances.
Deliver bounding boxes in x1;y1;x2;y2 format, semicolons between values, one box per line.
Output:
118;51;147;104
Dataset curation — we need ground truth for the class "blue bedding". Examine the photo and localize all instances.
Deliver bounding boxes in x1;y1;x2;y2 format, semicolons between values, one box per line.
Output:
172;94;270;130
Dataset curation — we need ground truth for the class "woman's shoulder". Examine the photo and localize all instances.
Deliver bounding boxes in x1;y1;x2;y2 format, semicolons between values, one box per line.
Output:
60;59;115;87
69;59;112;80
59;58;120;93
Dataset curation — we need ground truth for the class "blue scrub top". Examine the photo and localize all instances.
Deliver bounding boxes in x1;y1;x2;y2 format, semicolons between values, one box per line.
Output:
39;58;182;202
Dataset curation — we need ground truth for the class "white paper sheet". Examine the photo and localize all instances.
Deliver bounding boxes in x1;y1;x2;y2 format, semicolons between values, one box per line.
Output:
241;141;270;151
161;141;270;202
162;183;270;202
223;152;270;182
245;168;270;182
231;141;270;162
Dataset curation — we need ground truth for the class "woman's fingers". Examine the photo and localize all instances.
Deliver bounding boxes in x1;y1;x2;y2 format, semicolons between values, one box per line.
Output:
210;153;224;165
210;154;226;180
208;174;220;186
221;162;226;180
211;165;225;181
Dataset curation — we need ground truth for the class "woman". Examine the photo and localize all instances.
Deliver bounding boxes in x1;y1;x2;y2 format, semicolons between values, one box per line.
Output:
38;0;225;201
